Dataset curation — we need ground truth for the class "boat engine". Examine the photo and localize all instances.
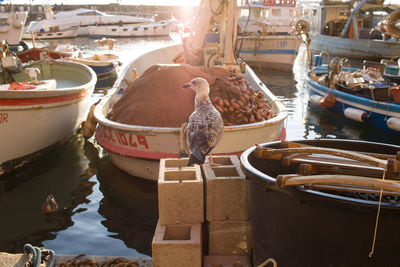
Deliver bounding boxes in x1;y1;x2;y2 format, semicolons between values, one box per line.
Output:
377;9;400;38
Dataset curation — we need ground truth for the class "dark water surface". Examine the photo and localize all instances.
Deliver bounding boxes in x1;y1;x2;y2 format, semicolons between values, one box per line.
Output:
0;37;399;258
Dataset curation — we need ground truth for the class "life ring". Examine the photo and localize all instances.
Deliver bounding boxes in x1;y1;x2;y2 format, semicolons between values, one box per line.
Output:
289;0;296;6
268;0;276;6
263;0;267;5
280;0;287;6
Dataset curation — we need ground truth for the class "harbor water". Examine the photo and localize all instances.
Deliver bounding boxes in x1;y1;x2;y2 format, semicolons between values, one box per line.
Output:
0;36;399;258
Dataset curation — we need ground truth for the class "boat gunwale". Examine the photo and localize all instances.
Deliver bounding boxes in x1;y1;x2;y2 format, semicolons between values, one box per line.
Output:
240;139;400;208
0;60;97;99
305;67;400;114
94;44;288;134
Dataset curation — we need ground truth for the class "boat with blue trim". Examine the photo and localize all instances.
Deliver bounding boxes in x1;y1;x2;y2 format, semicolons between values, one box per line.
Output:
305;56;400;135
237;0;304;71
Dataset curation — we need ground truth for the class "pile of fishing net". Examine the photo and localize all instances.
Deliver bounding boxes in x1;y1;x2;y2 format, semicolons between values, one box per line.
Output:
110;64;273;127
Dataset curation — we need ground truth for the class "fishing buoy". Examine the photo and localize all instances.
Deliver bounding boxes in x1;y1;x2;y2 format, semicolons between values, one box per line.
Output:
344;107;368;122
310;94;322;105
319;94;336;108
387;117;400;132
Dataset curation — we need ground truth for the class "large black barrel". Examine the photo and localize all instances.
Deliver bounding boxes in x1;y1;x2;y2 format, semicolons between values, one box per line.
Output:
240;139;400;267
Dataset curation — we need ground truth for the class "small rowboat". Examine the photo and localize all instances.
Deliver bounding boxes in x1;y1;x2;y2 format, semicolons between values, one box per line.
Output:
93;43;288;181
0;58;96;174
241;139;400;266
68;53;120;90
305;61;400;135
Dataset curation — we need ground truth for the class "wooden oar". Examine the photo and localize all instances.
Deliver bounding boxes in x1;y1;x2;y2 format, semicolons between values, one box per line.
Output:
304;183;400;196
276;174;400;193
280;141;397;160
255;146;387;167
298;163;390;178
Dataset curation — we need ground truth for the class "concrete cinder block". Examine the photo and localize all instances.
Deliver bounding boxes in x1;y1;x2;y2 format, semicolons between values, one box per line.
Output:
158;158;204;225
202;155;249;221
208;220;252;256
152;220;202;267
203;255;252;267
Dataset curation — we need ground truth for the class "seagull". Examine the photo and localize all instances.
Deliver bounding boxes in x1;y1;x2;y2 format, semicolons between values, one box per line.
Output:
182;78;224;166
25;67;40;83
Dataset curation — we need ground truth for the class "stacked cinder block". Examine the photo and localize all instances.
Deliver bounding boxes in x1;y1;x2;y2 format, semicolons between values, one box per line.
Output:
152;158;203;267
202;155;252;263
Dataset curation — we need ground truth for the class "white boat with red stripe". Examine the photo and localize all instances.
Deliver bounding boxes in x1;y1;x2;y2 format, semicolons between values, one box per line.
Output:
0;58;96;174
94;43;288;181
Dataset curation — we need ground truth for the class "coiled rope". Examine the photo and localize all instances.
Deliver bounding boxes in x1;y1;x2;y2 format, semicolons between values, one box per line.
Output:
24;243;56;267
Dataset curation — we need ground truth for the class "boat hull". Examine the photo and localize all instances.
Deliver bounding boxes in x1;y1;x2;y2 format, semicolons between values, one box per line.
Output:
238;35;300;71
241;139;400;267
69;55;119;90
22;27;78;40
87;21;174;38
310;34;400;60
0;60;96;174
94;44;288;181
305;67;400;135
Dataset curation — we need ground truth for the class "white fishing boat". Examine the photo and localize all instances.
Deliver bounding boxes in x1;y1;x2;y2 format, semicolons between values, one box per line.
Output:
0;14;97;174
87;20;176;38
306;0;400;60
0;58;96;174
236;0;304;71
25;6;153;36
93;1;287;181
22;26;79;40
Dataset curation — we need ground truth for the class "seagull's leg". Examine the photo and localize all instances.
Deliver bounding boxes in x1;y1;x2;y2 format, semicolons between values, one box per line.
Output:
208;153;220;166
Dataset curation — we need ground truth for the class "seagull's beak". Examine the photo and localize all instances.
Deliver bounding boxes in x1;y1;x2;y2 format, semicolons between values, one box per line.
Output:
182;83;191;88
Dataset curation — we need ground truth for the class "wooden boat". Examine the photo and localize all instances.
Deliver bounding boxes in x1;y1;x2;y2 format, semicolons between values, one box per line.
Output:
306;1;400;60
87;20;176;38
240;139;400;266
305;60;400;135
67;53;120;90
236;1;303;71
0;58;97;174
93;43;287;181
21;26;79;40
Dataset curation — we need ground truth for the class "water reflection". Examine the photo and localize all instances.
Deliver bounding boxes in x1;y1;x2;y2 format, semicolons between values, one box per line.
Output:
97;163;158;256
0;134;89;252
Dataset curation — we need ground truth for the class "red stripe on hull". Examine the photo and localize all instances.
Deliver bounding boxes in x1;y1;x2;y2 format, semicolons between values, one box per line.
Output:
0;90;89;106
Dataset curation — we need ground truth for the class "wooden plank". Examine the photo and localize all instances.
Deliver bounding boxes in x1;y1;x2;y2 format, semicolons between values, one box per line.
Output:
255;146;387;167
276;174;400;193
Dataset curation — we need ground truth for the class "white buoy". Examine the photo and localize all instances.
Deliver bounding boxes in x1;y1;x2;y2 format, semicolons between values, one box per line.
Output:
310;94;322;105
387;117;400;132
344;107;368;122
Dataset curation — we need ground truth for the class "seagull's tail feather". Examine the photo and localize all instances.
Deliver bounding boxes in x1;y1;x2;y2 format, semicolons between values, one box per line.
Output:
188;148;206;166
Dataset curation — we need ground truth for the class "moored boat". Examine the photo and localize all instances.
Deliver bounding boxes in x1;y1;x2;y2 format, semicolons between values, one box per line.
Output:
87;20;176;38
241;139;400;266
305;58;400;135
93;42;287;181
25;6;151;36
0;57;96;174
67;53;120;90
236;0;305;71
306;1;400;60
21;26;79;40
